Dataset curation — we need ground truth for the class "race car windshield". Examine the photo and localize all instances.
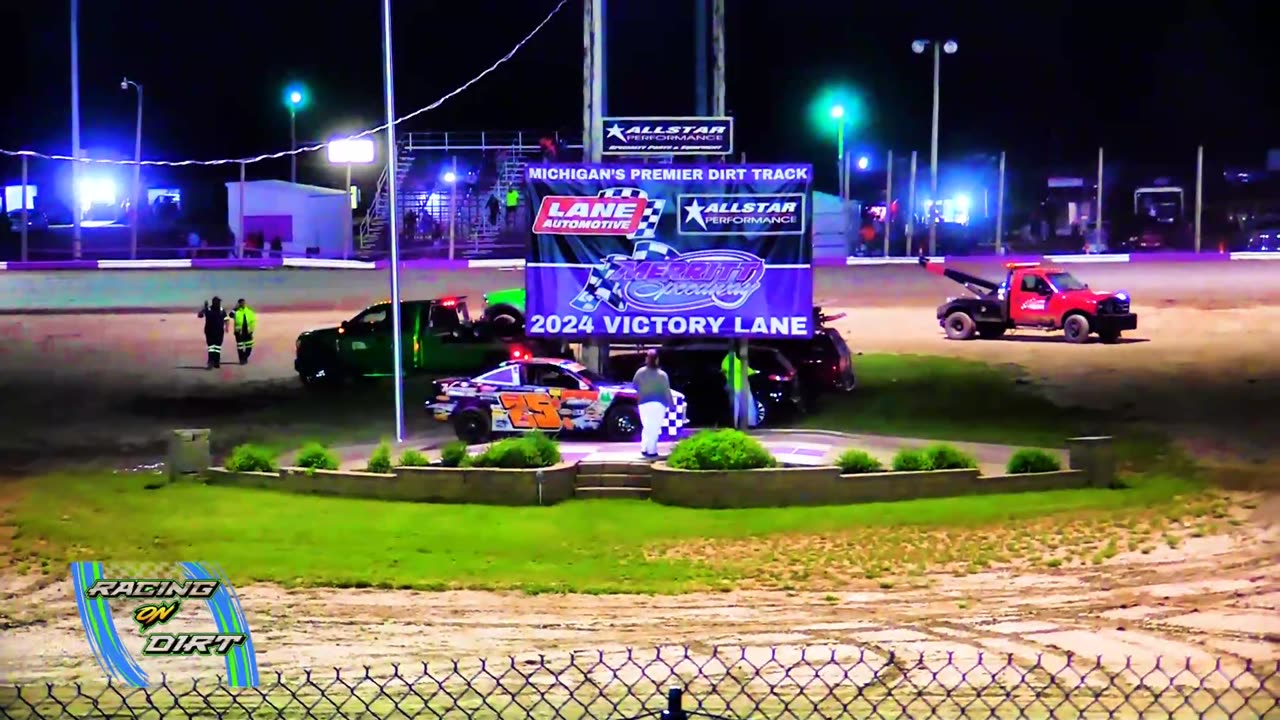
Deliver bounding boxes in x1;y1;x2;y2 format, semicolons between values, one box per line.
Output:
574;367;607;385
1047;272;1087;291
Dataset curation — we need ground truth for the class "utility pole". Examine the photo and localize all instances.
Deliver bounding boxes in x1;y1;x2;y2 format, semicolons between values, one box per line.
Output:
380;0;406;442
1194;145;1204;253
927;42;940;256
883;150;893;257
907;151;917;256
995;151;1006;255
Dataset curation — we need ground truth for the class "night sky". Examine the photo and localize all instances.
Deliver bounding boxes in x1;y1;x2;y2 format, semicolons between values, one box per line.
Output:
3;0;1275;186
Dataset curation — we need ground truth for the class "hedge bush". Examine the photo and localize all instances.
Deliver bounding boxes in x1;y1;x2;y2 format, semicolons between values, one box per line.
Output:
469;435;560;469
666;429;776;471
365;441;393;474
1006;448;1063;474
890;448;931;472
438;441;470;468
294;442;339;471
398;449;431;467
224;444;277;473
835;449;883;474
524;432;562;467
923;443;979;470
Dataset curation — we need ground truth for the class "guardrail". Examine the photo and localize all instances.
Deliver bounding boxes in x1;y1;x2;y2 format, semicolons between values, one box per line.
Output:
1;252;1277;272
1;646;1275;719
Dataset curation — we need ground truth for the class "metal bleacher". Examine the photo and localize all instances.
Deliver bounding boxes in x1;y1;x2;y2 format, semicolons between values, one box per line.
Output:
357;131;583;259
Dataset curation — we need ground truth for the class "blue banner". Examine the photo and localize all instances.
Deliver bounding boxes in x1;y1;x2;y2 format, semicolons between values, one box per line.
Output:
525;164;813;339
601;117;734;155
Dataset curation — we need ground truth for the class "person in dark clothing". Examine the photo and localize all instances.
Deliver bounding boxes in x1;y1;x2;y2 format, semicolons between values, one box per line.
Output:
198;297;231;369
269;237;283;258
486;194;500;226
404;210;418;243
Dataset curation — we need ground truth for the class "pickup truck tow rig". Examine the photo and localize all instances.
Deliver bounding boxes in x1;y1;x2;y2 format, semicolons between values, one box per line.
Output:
920;256;1138;343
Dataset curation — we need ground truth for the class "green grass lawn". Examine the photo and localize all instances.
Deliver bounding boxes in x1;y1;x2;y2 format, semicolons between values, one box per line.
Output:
799;354;1102;447
7;469;1207;594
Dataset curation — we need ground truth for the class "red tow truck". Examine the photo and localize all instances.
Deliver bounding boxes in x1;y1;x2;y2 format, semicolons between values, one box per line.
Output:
920;256;1138;343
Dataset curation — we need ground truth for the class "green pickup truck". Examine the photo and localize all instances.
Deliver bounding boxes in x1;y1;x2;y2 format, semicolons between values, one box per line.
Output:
294;296;547;387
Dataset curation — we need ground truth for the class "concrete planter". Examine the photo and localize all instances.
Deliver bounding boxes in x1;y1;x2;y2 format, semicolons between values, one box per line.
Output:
392;463;576;505
279;467;401;499
650;464;843;509
204;467;282;488
974;470;1089;494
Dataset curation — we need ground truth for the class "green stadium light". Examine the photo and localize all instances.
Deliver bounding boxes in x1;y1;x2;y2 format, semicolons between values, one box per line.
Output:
283;84;309;113
808;84;866;141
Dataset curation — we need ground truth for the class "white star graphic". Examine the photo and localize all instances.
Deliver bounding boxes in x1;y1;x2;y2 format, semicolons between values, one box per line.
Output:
605;124;627;143
683;199;707;230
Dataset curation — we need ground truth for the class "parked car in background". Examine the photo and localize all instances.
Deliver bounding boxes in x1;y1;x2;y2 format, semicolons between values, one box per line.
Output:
7;210;49;232
1243;215;1280;252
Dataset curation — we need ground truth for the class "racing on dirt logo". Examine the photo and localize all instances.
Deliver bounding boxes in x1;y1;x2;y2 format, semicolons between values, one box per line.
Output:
677;193;806;236
71;561;259;688
601;116;733;155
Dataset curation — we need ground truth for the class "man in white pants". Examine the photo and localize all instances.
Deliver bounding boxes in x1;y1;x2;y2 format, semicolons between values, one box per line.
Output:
632;349;674;459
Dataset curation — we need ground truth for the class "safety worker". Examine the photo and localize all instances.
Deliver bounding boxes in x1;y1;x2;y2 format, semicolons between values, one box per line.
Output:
232;298;258;365
198;296;231;369
721;347;759;428
505;187;520;228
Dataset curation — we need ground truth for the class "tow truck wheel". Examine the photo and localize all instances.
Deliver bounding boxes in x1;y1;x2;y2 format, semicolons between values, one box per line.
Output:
484;304;524;340
1063;314;1092;344
454;409;492;444
943;311;978;340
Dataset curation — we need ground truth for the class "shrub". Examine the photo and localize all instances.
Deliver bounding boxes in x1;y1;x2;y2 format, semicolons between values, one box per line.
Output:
1006;448;1063;474
836;449;883;474
224;444;277;473
365;441;393;474
667;429;776;471
891;448;932;472
438;441;470;468
398;448;431;467
294;442;339;471
469;436;557;469
524;432;562;467
923;443;979;470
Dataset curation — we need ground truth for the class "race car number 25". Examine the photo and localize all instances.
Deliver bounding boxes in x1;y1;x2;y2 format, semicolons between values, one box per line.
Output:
499;392;564;430
527;315;594;335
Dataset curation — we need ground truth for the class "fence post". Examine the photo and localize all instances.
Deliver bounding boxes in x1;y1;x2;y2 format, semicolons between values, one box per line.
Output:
661;688;687;720
20;154;29;263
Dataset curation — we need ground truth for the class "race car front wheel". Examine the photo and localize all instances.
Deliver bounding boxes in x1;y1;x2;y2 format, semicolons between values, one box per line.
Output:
454;409;492;444
603;403;642;442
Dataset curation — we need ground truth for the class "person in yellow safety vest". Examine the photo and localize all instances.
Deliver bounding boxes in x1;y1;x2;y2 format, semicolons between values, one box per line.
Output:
505;187;520;228
721;349;759;428
232;298;258;365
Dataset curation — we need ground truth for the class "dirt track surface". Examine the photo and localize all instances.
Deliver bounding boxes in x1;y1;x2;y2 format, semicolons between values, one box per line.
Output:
2;516;1277;684
2;262;1279;686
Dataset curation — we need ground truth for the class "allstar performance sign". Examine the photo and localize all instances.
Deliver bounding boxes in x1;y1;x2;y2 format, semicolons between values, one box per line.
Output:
601;116;734;156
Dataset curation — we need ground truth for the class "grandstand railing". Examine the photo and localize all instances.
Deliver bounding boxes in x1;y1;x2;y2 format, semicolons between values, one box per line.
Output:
403;130;583;152
2;646;1277;719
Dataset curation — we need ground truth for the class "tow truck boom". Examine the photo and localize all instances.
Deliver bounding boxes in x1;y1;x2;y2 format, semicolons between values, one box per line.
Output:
917;254;1000;295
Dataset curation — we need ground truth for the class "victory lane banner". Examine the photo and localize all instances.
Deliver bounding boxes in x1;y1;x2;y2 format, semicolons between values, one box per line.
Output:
601;116;734;155
525;163;813;340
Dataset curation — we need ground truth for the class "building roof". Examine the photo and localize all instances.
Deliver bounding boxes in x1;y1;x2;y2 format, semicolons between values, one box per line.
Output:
223;179;349;196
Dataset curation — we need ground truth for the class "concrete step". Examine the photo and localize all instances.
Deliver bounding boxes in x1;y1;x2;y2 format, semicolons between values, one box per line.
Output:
574;473;652;489
577;461;654;476
575;486;652;500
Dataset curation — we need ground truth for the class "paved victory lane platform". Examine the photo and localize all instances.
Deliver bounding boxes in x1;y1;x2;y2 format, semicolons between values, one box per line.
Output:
1;252;1277;273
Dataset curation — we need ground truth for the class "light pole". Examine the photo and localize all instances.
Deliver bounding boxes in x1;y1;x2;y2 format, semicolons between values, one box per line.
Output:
284;86;307;183
120;78;143;259
327;137;375;259
912;38;957;256
379;0;406;442
70;0;82;259
830;105;846;200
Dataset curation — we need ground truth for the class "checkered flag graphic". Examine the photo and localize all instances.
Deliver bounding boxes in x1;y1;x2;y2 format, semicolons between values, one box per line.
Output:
597;187;664;240
569;240;681;313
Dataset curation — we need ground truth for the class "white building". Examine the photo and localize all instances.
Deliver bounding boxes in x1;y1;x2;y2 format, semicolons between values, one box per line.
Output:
225;180;352;257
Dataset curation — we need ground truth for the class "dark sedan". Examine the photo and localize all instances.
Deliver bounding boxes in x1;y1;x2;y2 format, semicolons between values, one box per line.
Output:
609;343;803;427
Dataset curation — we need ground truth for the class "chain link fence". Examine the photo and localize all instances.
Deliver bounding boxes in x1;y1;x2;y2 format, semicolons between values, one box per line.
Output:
2;646;1277;719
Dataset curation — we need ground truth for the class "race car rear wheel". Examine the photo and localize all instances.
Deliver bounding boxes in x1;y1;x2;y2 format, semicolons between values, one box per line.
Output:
454;409;492;444
943;311;977;340
603;403;642;442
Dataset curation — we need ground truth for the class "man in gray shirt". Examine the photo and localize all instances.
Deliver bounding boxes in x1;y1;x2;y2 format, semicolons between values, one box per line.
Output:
632;349;674;458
